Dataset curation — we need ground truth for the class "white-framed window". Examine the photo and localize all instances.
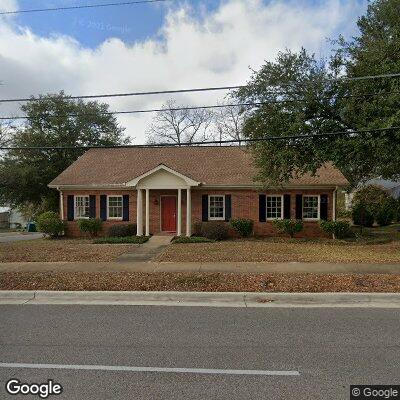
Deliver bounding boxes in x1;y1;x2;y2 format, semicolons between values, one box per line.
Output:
75;196;90;219
266;195;283;220
208;195;225;220
107;195;123;219
303;195;320;220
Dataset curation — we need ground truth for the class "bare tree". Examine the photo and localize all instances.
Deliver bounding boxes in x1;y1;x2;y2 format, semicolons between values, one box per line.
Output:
213;102;246;145
146;100;214;145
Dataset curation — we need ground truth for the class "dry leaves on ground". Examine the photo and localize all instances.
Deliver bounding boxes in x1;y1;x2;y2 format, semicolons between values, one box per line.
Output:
156;240;400;264
1;272;400;292
0;239;139;262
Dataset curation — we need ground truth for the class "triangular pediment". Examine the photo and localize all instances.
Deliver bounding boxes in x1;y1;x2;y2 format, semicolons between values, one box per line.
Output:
126;164;200;188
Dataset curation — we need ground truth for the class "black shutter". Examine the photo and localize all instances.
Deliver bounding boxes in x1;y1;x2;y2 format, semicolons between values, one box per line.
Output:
123;195;129;221
283;194;291;219
320;194;328;220
202;195;208;222
225;195;231;221
67;195;74;221
100;195;107;221
259;194;266;222
295;194;303;220
89;195;96;218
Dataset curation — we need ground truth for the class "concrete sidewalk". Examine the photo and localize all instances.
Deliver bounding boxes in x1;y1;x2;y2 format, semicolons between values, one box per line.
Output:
0;261;400;274
1;290;400;308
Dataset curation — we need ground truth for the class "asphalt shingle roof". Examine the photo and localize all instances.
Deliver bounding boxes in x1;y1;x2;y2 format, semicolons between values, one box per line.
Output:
49;146;349;187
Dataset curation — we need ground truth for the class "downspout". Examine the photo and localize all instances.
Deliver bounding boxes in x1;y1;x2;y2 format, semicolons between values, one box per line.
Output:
59;188;64;220
333;186;338;221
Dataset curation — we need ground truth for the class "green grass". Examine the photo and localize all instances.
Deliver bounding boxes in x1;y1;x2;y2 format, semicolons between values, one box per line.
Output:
93;236;150;244
172;236;215;244
349;223;400;244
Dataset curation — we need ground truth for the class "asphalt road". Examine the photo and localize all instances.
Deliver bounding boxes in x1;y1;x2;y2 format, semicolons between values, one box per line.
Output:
0;232;43;243
0;305;399;399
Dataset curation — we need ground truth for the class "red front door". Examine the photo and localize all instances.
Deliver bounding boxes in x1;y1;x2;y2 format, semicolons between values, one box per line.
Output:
161;196;177;232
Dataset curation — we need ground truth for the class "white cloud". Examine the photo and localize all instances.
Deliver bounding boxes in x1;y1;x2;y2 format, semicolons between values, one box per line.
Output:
0;0;18;13
0;0;366;143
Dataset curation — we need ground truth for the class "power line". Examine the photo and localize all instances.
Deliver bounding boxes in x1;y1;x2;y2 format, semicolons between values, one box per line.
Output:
0;0;169;15
0;126;398;150
0;72;399;104
1;90;400;121
0;86;244;104
343;72;400;81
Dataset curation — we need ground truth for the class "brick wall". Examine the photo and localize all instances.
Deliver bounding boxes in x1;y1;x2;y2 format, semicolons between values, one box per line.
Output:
61;188;334;238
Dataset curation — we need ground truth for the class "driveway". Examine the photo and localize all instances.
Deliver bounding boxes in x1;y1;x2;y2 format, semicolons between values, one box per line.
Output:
0;305;399;399
0;232;43;243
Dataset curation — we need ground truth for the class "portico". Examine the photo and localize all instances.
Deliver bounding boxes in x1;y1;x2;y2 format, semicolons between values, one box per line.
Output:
126;164;200;237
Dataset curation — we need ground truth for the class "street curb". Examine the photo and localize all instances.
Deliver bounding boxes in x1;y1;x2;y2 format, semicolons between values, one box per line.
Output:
1;291;400;308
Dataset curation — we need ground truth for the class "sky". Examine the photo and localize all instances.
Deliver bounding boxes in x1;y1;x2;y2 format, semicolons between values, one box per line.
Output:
0;0;368;143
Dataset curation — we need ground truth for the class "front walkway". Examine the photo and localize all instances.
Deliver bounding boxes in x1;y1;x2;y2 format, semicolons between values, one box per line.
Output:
1;261;399;274
116;235;173;262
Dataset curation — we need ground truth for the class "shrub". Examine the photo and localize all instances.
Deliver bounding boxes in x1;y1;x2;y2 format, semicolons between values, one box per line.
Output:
77;218;103;237
93;236;149;244
319;220;351;239
107;223;137;237
193;221;203;236
272;219;303;238
37;211;64;238
353;185;389;217
396;199;400;222
376;198;396;226
200;221;229;241
230;218;254;237
172;236;214;243
352;202;374;227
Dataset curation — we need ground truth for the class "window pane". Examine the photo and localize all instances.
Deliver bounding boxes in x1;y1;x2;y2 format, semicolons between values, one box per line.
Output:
209;196;224;219
303;196;319;219
108;196;123;218
75;196;89;218
266;196;282;219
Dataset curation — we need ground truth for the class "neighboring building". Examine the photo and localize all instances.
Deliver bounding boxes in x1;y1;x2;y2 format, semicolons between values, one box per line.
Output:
0;206;27;229
49;146;349;238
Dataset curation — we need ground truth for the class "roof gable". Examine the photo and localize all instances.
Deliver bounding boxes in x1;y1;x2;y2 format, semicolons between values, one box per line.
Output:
127;164;200;188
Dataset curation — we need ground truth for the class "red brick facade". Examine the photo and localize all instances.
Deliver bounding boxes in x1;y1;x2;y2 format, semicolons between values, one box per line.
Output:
61;188;334;238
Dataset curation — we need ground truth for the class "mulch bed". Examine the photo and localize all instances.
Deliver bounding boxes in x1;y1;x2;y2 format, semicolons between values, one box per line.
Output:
1;272;400;292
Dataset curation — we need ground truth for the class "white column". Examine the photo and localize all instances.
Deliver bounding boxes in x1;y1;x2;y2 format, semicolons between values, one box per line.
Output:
136;188;143;236
145;189;150;236
186;187;192;237
177;188;182;236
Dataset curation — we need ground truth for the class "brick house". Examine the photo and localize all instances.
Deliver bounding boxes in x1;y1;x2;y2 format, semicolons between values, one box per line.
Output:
49;146;349;237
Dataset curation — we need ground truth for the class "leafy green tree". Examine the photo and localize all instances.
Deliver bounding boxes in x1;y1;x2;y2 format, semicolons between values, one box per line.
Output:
236;0;400;186
0;92;128;211
236;49;347;184
335;0;400;182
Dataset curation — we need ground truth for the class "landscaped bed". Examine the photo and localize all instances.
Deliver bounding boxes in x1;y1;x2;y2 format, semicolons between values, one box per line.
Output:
0;238;143;262
1;271;400;292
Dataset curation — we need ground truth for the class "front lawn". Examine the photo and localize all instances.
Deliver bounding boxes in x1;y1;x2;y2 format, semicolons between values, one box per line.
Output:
1;271;400;292
0;238;142;262
156;224;400;264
